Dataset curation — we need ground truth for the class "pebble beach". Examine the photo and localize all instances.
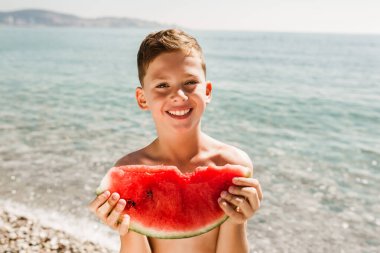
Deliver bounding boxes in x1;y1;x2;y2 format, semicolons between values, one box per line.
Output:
0;208;112;253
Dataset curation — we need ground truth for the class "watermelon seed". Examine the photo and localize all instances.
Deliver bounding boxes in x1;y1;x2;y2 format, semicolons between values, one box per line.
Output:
146;190;153;199
126;199;136;209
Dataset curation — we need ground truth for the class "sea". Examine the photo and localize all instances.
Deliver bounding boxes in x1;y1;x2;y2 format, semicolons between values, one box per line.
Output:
0;27;379;252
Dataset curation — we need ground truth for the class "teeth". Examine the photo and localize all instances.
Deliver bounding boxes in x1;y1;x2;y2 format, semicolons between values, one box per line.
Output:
168;109;190;116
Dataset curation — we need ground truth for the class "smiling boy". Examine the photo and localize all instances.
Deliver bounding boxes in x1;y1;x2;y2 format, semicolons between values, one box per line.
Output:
89;29;263;253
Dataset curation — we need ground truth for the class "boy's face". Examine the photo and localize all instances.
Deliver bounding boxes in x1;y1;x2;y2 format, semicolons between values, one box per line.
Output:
136;50;212;133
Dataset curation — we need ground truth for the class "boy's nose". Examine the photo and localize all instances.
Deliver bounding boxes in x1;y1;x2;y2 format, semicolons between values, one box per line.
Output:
172;89;188;102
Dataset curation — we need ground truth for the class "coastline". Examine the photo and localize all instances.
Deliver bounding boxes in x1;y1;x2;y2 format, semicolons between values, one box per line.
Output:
0;208;112;253
0;200;119;252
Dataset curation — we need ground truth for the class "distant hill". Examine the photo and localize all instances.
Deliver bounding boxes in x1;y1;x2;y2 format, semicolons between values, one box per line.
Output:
0;9;170;28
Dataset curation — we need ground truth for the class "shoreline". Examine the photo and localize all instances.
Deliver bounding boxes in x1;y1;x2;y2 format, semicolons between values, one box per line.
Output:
0;200;119;252
0;208;113;252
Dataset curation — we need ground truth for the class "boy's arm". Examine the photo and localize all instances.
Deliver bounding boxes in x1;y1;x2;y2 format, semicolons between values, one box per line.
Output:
120;232;151;253
216;220;249;253
89;191;151;253
216;149;263;253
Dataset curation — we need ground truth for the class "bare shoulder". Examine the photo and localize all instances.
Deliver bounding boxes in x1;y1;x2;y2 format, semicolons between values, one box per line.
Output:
219;144;253;170
114;147;154;167
209;136;253;171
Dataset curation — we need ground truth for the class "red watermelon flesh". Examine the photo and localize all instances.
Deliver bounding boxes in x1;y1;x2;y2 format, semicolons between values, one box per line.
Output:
96;164;251;239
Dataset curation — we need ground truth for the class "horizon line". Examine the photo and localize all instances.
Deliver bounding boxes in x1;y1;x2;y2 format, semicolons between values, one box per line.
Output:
1;8;380;36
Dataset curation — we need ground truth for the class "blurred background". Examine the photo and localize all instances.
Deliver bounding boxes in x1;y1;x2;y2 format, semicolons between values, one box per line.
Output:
1;1;379;252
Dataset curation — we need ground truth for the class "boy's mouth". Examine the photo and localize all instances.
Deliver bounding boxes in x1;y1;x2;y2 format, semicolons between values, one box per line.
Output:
166;108;193;119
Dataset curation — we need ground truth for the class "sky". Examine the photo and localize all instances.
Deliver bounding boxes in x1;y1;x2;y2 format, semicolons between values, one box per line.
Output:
1;0;380;34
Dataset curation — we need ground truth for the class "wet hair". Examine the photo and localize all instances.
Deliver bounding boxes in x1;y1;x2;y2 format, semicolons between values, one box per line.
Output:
137;29;206;86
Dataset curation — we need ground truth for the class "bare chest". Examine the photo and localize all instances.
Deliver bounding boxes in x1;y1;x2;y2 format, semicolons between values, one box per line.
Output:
148;227;219;253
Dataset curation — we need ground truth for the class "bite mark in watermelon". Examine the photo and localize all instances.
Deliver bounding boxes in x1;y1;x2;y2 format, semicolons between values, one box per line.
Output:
96;164;251;239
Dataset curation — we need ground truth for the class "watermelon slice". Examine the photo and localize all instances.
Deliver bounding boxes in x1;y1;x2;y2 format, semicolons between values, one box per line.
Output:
96;164;251;239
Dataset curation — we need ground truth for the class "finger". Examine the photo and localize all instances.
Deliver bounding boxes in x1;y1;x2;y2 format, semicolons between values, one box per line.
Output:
229;186;260;210
228;185;257;200
218;198;245;222
250;192;260;213
106;199;126;229
89;191;110;213
232;178;263;201
220;191;253;217
119;214;130;236
96;192;120;220
238;187;260;214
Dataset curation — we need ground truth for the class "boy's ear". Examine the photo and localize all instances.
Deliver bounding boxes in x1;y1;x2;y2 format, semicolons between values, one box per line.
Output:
135;87;149;110
205;81;212;104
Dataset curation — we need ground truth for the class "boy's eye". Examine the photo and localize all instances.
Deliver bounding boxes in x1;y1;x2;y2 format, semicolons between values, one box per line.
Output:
156;83;169;88
185;80;198;85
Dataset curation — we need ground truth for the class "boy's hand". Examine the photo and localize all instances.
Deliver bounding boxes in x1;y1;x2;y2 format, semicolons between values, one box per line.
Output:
218;177;263;224
89;191;130;235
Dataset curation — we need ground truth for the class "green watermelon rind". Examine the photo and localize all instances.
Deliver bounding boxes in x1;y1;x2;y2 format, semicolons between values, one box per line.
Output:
95;164;251;239
95;172;111;195
129;215;229;239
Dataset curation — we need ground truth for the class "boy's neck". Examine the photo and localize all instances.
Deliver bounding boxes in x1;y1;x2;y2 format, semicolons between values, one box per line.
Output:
154;126;207;168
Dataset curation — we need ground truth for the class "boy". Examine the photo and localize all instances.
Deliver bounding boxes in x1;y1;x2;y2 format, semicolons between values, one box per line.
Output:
89;29;263;253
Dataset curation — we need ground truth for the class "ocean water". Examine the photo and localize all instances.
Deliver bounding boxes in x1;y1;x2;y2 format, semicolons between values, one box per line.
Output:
0;27;380;252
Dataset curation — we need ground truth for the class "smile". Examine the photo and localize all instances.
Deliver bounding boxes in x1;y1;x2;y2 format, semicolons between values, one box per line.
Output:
166;108;193;119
